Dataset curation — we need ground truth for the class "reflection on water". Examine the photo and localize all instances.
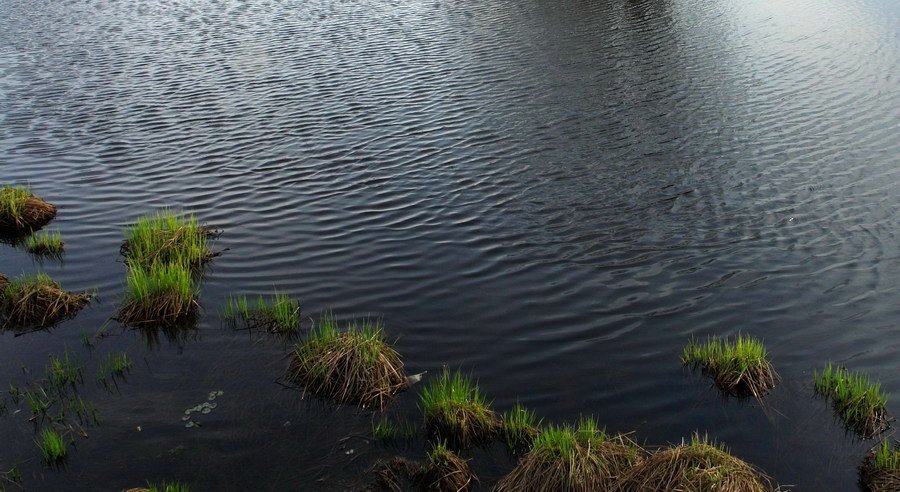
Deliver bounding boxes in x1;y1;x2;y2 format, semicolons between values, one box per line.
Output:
0;0;899;488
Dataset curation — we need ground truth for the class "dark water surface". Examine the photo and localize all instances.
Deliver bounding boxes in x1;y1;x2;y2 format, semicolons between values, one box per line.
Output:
1;0;899;488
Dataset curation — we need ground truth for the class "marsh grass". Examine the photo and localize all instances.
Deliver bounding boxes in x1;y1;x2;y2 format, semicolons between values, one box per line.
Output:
861;440;900;491
494;417;642;492
682;335;777;398
35;427;67;463
616;434;774;491
26;230;64;256
420;368;498;447
0;273;90;329
222;291;300;334
814;364;890;438
501;403;541;449
0;185;57;235
372;416;417;441
289;315;407;409
124;482;192;492
122;210;217;271
421;440;475;491
45;351;82;390
117;262;199;326
97;351;132;386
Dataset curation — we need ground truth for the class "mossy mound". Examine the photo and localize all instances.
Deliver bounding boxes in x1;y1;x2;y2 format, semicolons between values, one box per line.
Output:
0;273;90;329
494;419;642;492
615;435;775;492
860;441;900;492
289;316;407;409
420;368;499;447
0;185;57;236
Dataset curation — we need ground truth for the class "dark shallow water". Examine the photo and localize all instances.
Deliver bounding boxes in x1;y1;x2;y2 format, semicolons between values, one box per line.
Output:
1;0;899;488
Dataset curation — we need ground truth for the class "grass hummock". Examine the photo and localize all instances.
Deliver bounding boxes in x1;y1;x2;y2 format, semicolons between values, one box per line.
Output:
495;417;643;491
0;184;57;236
26;229;64;256
814;364;890;438
122;210;217;271
500;403;541;448
117;262;199;326
35;427;67;463
616;434;774;491
682;334;777;398
289;315;407;409
420;441;476;491
222;291;301;334
0;272;90;329
861;440;900;491
420;368;498;447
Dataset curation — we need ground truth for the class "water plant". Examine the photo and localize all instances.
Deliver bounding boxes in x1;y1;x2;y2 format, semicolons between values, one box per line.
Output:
289;314;407;409
500;403;541;448
35;427;67;463
615;434;775;491
682;334;777;398
371;416;417;441
122;210;216;270
0;272;91;329
420;440;475;491
0;184;57;235
125;482;192;492
45;350;82;390
222;291;301;333
97;351;133;385
494;417;642;491
117;262;199;326
25;230;64;256
861;440;900;491
419;368;497;447
814;364;890;438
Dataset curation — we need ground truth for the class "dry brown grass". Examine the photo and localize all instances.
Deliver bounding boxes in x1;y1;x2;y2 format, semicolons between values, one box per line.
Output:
0;189;57;236
494;421;643;492
615;435;775;492
368;444;475;492
0;273;90;329
289;316;408;409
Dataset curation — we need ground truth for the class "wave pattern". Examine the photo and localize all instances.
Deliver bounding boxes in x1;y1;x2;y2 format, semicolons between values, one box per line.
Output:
1;0;899;488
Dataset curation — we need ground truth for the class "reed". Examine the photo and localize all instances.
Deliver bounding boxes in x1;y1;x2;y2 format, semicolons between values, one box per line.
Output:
222;291;300;334
289;315;407;409
0;184;57;235
814;364;890;438
0;272;90;329
419;368;498;447
122;210;215;270
118;262;199;326
615;434;774;491
861;440;900;491
494;417;642;492
35;427;67;463
682;334;777;398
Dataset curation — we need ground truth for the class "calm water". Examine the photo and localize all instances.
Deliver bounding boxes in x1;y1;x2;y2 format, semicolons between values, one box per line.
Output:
1;0;899;488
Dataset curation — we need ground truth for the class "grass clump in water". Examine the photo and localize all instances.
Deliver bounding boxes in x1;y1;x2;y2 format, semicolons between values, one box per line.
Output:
117;262;199;326
35;427;67;463
682;334;777;398
122;210;217;271
289;314;408;409
222;291;301;334
124;482;193;492
420;440;476;491
616;434;775;491
495;417;642;492
814;363;890;438
0;272;90;329
371;415;417;441
0;185;57;235
861;440;900;491
46;350;82;390
500;403;541;448
26;230;64;256
419;368;498;447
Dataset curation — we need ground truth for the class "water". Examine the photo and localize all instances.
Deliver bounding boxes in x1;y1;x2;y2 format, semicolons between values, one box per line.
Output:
1;0;899;488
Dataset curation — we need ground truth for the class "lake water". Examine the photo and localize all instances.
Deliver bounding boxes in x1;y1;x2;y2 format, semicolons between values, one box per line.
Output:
1;0;899;488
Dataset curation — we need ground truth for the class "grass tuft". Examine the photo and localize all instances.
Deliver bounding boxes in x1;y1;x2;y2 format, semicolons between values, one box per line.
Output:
26;230;64;256
222;291;300;334
0;185;57;235
117;262;199;326
0;272;90;329
616;433;774;491
45;350;82;389
501;403;541;448
421;440;476;491
289;314;407;409
135;482;193;492
122;210;216;271
861;440;900;491
814;364;890;438
35;427;67;463
420;368;498;447
682;334;777;398
495;417;642;491
371;416;417;441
